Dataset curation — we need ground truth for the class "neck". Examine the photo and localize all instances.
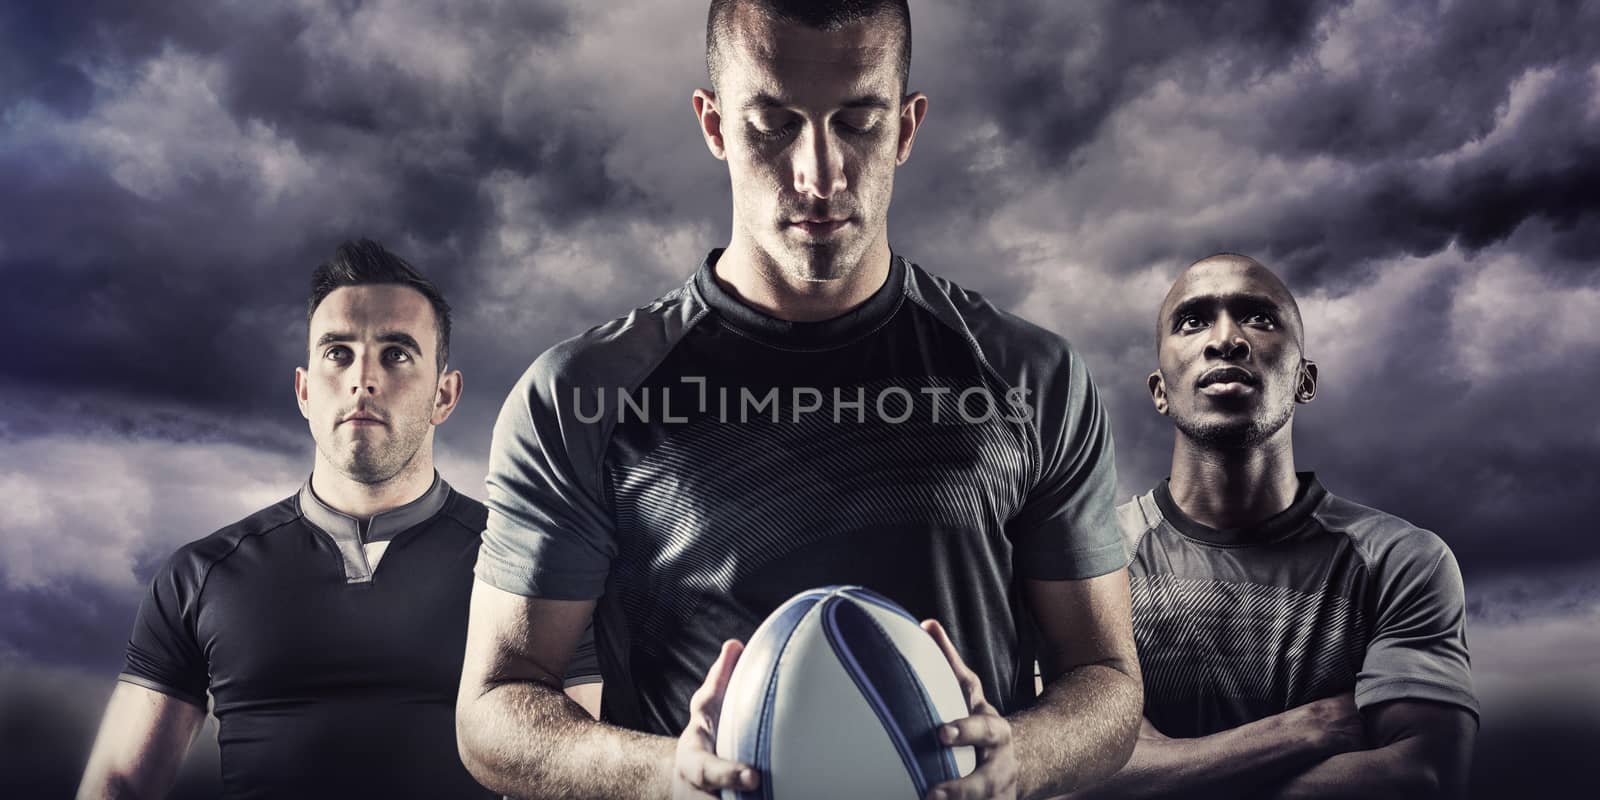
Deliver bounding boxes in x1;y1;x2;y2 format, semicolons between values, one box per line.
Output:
1166;424;1299;530
310;442;436;518
714;235;892;322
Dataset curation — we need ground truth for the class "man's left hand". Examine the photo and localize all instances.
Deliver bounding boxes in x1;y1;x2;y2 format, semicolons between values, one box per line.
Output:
922;619;1019;800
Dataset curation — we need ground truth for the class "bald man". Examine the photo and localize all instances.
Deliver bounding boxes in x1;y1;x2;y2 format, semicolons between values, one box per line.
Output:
1066;254;1478;799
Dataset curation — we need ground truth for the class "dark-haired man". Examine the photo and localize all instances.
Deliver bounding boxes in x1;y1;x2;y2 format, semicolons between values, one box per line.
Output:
1068;254;1477;799
77;240;599;799
456;3;1142;799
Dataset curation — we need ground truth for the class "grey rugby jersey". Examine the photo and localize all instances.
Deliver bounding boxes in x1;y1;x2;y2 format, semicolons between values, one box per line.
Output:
1119;474;1478;737
479;249;1128;735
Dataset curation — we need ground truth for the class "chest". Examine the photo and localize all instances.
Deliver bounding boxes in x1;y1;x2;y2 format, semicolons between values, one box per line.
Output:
605;318;1037;556
596;332;1040;661
1128;537;1373;731
196;530;477;708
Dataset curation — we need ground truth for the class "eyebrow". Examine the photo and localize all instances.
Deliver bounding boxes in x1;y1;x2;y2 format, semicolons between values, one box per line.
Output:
315;331;425;353
1167;292;1285;323
740;92;895;112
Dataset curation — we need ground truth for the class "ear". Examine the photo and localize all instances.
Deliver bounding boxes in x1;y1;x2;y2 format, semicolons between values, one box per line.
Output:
692;89;727;160
896;92;929;165
1148;370;1169;415
1295;359;1318;404
431;369;464;426
294;366;311;420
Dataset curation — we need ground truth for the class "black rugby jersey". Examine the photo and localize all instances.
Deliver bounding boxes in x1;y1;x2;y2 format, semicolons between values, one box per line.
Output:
120;475;599;798
479;249;1128;735
1119;474;1477;738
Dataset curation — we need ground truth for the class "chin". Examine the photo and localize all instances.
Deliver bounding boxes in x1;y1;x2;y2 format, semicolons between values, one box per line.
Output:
338;460;388;484
768;246;838;282
1177;409;1292;449
344;460;408;486
1178;422;1255;449
794;238;870;282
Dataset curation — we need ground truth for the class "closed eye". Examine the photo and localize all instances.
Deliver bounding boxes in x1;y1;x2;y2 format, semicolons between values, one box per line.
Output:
750;117;800;142
834;111;883;135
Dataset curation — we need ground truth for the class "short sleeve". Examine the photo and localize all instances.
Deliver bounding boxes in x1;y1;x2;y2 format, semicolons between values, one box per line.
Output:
1007;346;1128;580
119;555;209;709
477;351;618;600
1356;541;1478;718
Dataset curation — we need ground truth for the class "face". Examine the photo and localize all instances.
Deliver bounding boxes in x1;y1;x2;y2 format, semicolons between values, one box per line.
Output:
1150;258;1316;449
694;10;926;282
295;285;461;485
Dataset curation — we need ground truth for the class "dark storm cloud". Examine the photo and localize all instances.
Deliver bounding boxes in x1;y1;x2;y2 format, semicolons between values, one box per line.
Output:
0;580;137;672
1241;63;1600;285
0;0;1593;590
0;0;1593;578
956;0;1335;164
1;0;651;430
3;4;1600;790
898;0;1600;292
1241;0;1600;161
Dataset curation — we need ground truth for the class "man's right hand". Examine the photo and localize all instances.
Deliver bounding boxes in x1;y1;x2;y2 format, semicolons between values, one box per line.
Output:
673;639;761;799
1292;692;1365;756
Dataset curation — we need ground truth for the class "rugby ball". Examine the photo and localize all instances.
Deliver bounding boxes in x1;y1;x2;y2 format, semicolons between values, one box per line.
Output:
716;586;977;800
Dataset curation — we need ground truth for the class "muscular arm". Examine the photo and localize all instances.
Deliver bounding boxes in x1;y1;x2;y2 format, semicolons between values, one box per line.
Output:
455;580;673;800
1060;695;1361;800
1266;701;1476;800
77;682;206;800
1010;571;1145;799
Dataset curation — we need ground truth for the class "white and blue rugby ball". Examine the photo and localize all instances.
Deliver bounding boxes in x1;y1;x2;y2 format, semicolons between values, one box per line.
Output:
716;586;977;800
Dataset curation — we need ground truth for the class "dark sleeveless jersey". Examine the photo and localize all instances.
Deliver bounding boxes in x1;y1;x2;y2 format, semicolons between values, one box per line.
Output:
479;249;1128;735
1119;474;1478;738
119;475;600;798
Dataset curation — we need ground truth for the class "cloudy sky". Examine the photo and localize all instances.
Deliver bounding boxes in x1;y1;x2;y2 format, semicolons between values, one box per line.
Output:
3;0;1597;794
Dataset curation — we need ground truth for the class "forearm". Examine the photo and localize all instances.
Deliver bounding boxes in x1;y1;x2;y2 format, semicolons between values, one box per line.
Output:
1062;713;1334;800
77;683;205;800
78;774;157;800
78;772;165;800
457;679;673;800
1010;662;1142;798
1267;743;1444;800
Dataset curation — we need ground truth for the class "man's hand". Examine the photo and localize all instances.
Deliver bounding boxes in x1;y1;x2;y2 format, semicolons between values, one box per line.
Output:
1290;692;1365;757
673;639;761;800
923;619;1019;800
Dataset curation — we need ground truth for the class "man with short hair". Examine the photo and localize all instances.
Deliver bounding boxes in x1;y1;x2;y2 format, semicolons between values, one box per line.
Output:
77;240;599;799
1068;254;1477;798
456;3;1143;799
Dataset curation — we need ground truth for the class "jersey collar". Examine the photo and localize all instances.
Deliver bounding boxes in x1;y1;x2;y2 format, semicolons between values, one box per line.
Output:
298;472;451;581
1153;472;1327;547
691;248;907;350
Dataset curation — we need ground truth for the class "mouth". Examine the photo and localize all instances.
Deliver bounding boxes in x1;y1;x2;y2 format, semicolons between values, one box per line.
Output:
1197;366;1258;397
785;217;852;238
340;411;387;427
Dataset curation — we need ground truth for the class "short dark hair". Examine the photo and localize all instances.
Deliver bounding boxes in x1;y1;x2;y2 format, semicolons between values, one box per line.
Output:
307;239;453;371
706;0;911;94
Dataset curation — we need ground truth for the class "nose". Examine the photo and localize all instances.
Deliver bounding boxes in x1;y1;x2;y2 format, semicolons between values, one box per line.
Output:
792;124;846;200
349;351;381;396
1203;313;1251;361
